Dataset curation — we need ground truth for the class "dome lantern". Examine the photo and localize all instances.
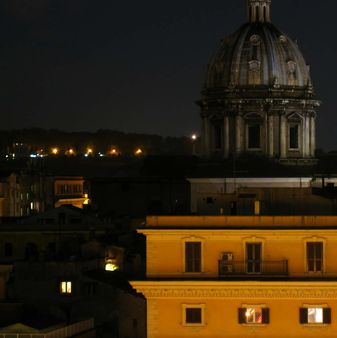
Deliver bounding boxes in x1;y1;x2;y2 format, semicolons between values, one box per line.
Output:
247;0;271;23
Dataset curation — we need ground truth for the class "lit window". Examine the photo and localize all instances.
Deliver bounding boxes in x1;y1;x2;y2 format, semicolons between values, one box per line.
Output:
60;281;72;294
300;307;331;325
182;305;205;326
239;306;269;324
245;307;263;324
308;308;323;324
105;259;119;271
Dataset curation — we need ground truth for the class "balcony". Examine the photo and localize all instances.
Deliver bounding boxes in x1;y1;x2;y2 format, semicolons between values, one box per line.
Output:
218;260;288;277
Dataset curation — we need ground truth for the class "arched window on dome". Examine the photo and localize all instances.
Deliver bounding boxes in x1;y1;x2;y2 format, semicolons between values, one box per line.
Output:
248;60;261;85
287;61;297;86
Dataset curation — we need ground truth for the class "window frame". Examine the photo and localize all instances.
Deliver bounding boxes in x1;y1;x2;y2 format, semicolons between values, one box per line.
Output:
60;280;72;295
182;238;204;274
305;240;325;273
289;123;300;150
300;305;331;325
247;123;262;150
182;304;205;327
239;304;269;325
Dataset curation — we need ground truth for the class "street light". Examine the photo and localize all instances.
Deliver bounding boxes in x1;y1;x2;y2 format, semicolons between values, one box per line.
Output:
191;134;198;155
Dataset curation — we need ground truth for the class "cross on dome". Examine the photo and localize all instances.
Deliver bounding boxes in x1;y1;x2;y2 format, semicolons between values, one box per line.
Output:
247;0;271;23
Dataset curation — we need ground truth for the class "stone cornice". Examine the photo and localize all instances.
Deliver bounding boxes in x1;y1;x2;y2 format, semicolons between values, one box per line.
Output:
130;281;337;300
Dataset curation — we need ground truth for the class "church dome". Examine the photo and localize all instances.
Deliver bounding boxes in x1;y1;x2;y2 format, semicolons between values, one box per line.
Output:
205;2;312;91
198;0;320;163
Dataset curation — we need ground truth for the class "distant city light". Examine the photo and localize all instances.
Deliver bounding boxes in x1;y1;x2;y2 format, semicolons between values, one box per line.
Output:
109;148;119;156
135;148;143;156
84;147;94;157
66;148;75;156
51;148;59;155
191;134;197;141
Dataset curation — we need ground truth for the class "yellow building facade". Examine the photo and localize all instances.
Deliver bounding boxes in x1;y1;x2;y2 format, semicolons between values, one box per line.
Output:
131;216;337;337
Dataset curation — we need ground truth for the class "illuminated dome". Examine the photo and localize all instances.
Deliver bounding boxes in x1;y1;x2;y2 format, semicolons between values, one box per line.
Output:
198;0;320;164
205;23;312;90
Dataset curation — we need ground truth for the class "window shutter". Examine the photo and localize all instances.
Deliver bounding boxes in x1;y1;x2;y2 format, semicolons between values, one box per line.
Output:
262;308;270;324
323;308;332;324
238;308;247;324
299;308;308;324
185;242;201;273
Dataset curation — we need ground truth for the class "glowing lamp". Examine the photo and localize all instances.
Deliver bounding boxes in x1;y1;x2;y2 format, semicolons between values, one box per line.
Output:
105;259;119;271
51;148;59;155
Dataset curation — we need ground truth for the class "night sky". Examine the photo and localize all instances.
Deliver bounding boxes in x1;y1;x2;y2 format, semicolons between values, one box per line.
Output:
1;0;337;150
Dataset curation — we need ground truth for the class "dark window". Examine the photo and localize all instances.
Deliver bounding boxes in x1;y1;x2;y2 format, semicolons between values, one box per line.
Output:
307;242;323;272
47;242;56;254
230;201;237;215
70;218;81;224
300;308;331;324
206;197;214;204
58;213;66;224
4;243;13;257
214;124;222;149
246;243;262;274
121;183;130;192
185;242;201;273
256;6;259;21
263;6;266;21
248;124;261;149
85;282;97;295
186;308;202;324
290;125;299;149
25;242;38;260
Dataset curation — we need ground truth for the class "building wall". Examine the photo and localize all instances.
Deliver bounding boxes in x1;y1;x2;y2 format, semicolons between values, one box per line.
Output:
145;229;337;278
189;179;337;215
131;216;337;338
143;293;337;338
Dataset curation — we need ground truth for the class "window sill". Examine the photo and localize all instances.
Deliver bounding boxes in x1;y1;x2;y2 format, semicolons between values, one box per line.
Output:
241;324;268;327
